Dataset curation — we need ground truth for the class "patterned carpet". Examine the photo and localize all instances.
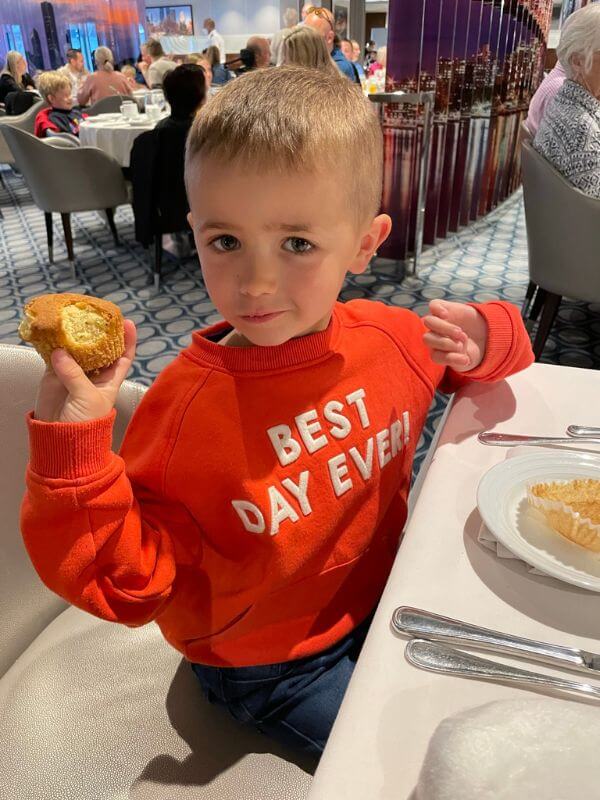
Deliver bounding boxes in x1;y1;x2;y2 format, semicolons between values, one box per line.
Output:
1;165;599;474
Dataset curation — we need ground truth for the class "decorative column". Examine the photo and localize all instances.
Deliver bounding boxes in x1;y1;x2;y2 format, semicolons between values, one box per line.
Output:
560;0;597;25
379;0;553;263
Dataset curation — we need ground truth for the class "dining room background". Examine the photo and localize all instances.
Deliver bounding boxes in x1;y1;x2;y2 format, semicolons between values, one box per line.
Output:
0;0;146;72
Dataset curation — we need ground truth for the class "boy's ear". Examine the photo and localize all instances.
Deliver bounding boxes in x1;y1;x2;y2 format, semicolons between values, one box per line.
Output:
348;214;392;275
186;211;193;229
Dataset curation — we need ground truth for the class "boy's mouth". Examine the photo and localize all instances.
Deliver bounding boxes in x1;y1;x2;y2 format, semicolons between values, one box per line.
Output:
240;311;285;324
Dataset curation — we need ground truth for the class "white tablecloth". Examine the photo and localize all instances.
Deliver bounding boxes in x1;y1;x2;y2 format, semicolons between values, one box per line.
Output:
308;362;600;800
79;113;164;167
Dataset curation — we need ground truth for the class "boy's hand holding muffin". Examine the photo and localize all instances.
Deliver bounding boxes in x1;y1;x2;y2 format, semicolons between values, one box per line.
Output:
18;293;136;424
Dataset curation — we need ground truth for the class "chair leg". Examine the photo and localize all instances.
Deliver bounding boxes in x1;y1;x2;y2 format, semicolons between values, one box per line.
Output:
154;234;162;290
525;286;547;333
45;212;54;263
60;212;76;279
532;292;561;362
105;208;120;246
521;280;536;320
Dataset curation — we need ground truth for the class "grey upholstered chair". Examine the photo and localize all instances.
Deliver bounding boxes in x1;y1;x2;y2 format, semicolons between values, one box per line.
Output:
0;343;315;799
520;139;600;359
517;120;535;318
0;99;46;167
45;129;81;147
519;119;533;144
0;100;47;219
2;126;129;278
85;94;133;116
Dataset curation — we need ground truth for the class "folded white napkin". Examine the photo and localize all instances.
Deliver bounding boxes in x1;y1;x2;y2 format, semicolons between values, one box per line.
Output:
477;446;548;576
415;698;600;800
477;523;547;575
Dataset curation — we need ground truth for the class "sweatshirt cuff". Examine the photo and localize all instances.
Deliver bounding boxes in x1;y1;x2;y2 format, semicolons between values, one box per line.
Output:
461;302;515;381
27;409;117;479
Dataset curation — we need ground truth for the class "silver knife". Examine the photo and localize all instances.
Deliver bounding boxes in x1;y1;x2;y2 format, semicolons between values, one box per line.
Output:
405;639;600;701
568;425;600;438
392;606;600;676
478;431;600;446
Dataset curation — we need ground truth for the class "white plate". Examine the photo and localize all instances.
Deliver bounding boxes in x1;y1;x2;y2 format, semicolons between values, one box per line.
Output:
477;451;600;592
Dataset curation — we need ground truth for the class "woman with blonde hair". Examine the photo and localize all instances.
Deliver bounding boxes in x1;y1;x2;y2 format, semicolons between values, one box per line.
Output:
281;25;339;76
77;46;132;107
0;51;37;107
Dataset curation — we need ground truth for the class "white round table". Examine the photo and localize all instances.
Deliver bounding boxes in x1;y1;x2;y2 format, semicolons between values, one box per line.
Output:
79;112;166;167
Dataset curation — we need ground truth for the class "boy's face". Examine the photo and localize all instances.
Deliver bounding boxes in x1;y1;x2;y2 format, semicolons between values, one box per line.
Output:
187;156;390;347
48;86;73;110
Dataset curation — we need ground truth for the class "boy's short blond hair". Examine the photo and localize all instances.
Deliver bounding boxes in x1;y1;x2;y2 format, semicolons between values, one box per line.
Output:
185;66;383;222
38;71;72;101
121;64;136;79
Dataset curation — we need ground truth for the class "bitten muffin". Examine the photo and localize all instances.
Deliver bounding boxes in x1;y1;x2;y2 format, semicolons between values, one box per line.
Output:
18;293;125;373
528;478;600;552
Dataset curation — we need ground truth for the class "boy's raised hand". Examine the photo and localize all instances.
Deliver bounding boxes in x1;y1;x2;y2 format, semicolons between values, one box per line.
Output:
422;299;488;373
34;320;137;423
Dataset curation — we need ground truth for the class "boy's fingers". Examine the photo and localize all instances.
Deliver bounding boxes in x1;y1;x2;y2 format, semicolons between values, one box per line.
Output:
429;299;448;317
423;332;464;353
123;319;137;357
429;350;471;368
423;314;466;341
50;349;92;396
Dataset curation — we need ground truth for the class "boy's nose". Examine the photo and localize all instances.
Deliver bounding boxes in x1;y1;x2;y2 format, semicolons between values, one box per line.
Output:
239;260;278;297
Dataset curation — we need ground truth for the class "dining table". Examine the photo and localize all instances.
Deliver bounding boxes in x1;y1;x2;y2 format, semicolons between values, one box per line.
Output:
78;111;167;168
307;361;600;800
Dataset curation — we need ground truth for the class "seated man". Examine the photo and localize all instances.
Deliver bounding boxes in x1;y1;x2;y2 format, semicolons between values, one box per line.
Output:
137;40;177;89
246;36;271;69
59;48;88;106
130;64;207;256
34;71;87;138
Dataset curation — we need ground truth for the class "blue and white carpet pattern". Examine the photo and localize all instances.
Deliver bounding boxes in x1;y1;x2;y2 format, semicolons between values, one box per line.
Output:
1;167;599;475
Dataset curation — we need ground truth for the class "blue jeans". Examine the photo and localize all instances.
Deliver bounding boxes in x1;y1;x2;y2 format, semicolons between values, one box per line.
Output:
190;611;374;757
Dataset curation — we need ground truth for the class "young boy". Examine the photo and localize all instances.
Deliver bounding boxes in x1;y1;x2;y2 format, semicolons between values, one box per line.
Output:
34;71;87;138
120;64;139;91
21;67;533;758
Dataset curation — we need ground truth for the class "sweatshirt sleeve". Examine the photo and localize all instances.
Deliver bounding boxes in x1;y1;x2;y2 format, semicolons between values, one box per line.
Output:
20;406;191;628
389;300;534;395
437;301;534;393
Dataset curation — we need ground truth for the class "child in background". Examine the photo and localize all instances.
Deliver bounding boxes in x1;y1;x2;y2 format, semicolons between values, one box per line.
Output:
120;64;139;91
21;67;533;758
34;71;87;138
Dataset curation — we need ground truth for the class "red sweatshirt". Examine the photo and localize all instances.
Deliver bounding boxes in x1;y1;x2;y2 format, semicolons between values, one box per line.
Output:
21;300;533;666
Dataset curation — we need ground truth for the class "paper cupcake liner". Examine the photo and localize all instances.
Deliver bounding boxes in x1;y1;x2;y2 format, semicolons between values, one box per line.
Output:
527;480;600;552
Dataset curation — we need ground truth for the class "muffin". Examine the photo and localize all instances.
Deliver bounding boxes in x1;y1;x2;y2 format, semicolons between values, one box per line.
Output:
18;293;125;373
528;478;600;552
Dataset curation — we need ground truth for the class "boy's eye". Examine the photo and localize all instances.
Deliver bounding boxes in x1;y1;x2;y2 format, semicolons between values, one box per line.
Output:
212;235;240;252
283;237;314;254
